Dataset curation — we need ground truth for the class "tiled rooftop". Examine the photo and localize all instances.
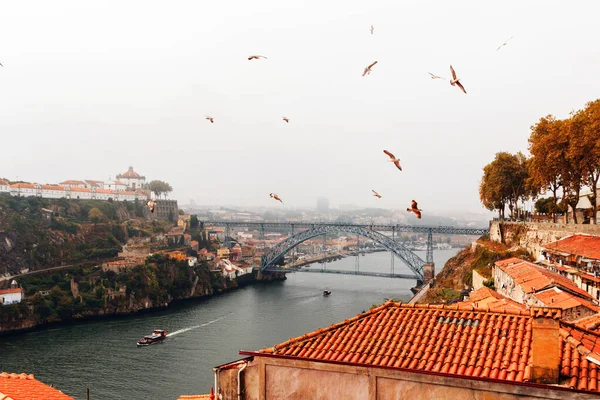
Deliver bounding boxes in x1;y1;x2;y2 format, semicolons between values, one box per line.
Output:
534;287;599;312
495;259;593;300
543;234;600;261
256;302;600;393
0;372;73;400
458;288;526;313
0;288;23;296
575;314;600;333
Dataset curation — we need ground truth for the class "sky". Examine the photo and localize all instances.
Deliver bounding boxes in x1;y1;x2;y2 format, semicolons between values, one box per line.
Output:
1;1;599;214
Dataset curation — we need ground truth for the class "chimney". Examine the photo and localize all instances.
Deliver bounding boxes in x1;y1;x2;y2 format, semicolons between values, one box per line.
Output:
530;307;561;384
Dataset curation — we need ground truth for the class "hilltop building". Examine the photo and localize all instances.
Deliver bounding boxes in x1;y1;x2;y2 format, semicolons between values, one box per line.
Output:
0;166;152;203
0;280;23;305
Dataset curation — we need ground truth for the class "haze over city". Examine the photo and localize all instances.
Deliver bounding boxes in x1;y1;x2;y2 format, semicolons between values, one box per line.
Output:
1;0;600;214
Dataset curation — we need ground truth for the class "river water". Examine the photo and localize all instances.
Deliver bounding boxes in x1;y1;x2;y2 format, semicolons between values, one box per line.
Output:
0;249;457;399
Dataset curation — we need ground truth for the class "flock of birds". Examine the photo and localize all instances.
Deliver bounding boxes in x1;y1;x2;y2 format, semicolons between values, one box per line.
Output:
142;28;515;218
0;28;514;219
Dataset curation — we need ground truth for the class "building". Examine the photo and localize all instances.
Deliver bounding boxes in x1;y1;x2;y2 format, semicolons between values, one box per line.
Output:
0;280;23;305
101;259;140;273
116;166;146;190
151;199;179;221
316;196;329;213
59;180;86;189
216;247;230;260
0;372;74;399
0;178;9;193
209;302;600;399
459;287;526;313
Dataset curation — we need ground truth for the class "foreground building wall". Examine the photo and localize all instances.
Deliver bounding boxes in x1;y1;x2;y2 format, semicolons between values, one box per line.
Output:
217;356;591;400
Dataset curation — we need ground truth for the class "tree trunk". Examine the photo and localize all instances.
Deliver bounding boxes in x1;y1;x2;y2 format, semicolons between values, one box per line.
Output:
590;171;599;225
551;187;558;223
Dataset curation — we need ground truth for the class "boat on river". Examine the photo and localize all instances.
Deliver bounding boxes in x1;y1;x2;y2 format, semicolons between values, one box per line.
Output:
323;290;331;296
137;329;168;347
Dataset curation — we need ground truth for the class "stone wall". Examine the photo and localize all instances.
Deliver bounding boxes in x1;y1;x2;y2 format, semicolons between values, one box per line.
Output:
490;221;600;260
472;269;488;291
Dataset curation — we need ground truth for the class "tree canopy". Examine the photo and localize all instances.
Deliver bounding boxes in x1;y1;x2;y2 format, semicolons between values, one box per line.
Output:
148;180;173;199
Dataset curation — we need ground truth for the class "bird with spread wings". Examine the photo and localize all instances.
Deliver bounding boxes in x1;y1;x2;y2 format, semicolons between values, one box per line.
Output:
449;65;467;94
269;193;284;204
363;61;378;76
383;150;402;171
372;190;382;199
407;200;422;219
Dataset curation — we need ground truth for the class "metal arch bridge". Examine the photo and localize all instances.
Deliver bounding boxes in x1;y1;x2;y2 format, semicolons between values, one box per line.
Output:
200;220;488;282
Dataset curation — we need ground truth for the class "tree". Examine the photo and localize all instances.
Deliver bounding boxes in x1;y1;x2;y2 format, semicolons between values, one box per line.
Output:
578;100;600;224
528;115;565;222
479;152;530;219
562;114;587;224
148;180;173;199
190;215;199;229
88;208;106;224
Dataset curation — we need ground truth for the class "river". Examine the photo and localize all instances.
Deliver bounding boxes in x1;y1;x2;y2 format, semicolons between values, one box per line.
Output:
0;249;458;399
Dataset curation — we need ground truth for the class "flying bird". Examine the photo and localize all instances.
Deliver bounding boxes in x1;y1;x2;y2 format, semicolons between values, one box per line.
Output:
269;193;284;204
282;117;290;123
407;200;422;219
205;116;214;123
362;61;378;77
372;190;382;199
449;65;467;94
146;199;156;213
0;62;3;67
383;150;402;171
428;72;444;79
248;55;268;60
370;25;374;35
496;36;513;51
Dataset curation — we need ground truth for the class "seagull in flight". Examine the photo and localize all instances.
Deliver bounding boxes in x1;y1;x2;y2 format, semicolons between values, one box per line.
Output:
0;62;3;67
205;116;214;123
428;72;444;80
146;199;156;213
282;117;290;123
248;55;268;60
407;200;422;219
270;193;284;204
362;61;378;77
370;25;374;35
372;190;382;199
496;36;513;51
449;65;467;94
383;150;402;171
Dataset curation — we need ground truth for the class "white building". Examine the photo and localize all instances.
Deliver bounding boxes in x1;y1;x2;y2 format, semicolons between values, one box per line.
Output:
103;180;128;192
0;178;9;193
116;166;146;190
59;180;87;189
0;280;23;305
40;185;67;199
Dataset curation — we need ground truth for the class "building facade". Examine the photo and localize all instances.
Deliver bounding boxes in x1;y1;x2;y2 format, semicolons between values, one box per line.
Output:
116;166;146;190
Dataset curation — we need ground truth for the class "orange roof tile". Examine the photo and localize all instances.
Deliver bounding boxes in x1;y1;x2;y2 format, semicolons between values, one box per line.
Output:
0;288;23;296
40;185;65;191
9;183;36;189
118;167;143;179
0;179;9;185
248;302;600;392
68;187;91;193
59;180;86;185
0;372;73;400
543;235;600;261
534;287;599;312
468;287;505;302
575;314;600;333
495;259;592;300
94;189;115;194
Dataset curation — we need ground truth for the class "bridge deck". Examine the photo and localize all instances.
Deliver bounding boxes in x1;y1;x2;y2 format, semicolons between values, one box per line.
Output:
200;220;487;235
264;268;418;280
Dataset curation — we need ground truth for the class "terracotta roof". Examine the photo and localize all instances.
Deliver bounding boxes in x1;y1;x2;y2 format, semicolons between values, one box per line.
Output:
68;187;91;193
543;235;600;261
117;167;142;179
59;180;85;185
253;302;600;392
459;288;526;313
177;395;213;399
40;185;65;191
0;179;8;185
94;189;115;194
0;372;74;400
534;287;599;312
495;259;593;300
9;183;35;189
0;288;22;296
575;314;600;333
84;180;104;187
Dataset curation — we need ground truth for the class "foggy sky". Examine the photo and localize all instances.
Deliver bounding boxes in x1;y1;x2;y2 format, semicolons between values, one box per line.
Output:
1;1;599;214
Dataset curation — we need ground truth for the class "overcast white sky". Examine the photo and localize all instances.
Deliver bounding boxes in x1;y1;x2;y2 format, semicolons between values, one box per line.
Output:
1;1;599;213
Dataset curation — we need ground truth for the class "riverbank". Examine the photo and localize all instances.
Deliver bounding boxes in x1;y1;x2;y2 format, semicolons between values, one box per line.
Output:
0;256;285;336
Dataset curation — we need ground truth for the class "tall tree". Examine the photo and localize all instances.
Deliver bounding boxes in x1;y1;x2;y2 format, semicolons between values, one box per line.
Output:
579;100;600;224
479;152;529;219
528;115;564;222
562;114;587;224
148;180;173;199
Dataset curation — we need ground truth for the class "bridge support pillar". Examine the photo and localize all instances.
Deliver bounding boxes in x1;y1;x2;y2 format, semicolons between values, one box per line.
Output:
423;263;435;282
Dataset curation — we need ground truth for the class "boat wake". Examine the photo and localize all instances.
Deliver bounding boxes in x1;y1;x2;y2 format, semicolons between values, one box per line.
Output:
168;315;227;337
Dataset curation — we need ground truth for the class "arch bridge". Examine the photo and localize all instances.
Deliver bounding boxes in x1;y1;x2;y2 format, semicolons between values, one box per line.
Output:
200;221;488;283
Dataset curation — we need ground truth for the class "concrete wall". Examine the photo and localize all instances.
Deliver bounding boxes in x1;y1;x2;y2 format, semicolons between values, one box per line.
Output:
472;269;489;290
218;355;594;400
490;221;600;260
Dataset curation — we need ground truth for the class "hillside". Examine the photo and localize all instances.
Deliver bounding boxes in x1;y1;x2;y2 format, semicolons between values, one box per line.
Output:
0;194;170;276
419;237;531;304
